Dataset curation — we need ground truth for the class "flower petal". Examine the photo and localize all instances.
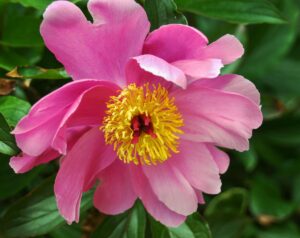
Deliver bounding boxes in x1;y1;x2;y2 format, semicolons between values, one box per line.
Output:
172;59;223;81
206;144;230;174
142;162;198;216
9;149;59;174
130;165;186;227
193;74;260;104
52;83;119;154
200;34;244;65
94;160;137;215
13;79;116;157
127;55;187;89
41;0;149;85
143;24;208;62
54;127;115;224
174;85;262;151
171;140;222;194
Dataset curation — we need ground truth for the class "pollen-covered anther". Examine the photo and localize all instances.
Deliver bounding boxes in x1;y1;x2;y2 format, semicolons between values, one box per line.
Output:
101;83;184;165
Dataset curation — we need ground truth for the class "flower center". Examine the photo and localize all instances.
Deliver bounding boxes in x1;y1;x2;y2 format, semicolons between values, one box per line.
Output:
101;83;184;165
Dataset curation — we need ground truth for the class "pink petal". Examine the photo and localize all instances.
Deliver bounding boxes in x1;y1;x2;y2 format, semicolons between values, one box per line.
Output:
142;162;198;216
195;190;205;204
52;83;119;154
206;144;230;174
173;85;262;151
127;55;187;89
194;74;260;104
171;140;221;194
13;79;116;157
41;0;149;85
172;59;223;81
94;160;137;215
143;24;208;62
200;34;244;65
130;165;186;227
54;127;116;224
9;149;59;174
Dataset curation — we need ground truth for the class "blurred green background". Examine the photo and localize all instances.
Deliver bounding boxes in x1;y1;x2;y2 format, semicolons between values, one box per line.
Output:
0;0;299;237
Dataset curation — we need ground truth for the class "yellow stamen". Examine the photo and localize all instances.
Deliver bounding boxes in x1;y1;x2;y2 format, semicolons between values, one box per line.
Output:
101;83;184;165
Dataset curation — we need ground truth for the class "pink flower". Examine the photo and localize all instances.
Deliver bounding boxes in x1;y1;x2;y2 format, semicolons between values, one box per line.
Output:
9;0;262;227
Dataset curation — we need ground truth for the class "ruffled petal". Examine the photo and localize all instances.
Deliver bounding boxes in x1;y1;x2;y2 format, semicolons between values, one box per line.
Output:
13;79;117;157
54;127;115;224
126;55;187;89
171;140;222;194
9;149;59;174
173;84;262;151
94;160;137;215
143;24;208;62
206;144;230;174
41;0;149;85
193;74;260;104
142;162;198;216
172;59;223;81
199;34;244;65
130;165;186;227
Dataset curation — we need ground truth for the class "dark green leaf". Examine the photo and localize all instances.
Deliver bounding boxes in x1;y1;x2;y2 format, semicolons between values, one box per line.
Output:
11;0;87;11
0;3;43;47
7;66;69;80
149;213;212;238
205;188;250;238
92;201;146;238
0;113;18;155
49;224;82;238
1;177;94;237
0;47;44;71
250;175;295;220
175;0;286;24
144;0;187;30
0;154;42;199
257;222;300;238
0;96;30;127
239;0;299;78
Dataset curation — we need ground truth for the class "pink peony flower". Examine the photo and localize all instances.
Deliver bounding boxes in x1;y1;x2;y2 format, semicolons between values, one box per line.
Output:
9;0;263;227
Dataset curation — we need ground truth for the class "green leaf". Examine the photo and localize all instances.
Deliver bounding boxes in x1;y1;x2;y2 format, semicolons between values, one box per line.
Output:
7;66;69;80
0;96;30;127
91;201;146;238
204;188;250;238
257;222;300;238
1;177;94;237
239;0;299;78
149;213;212;238
144;0;187;30
0;3;43;47
0;154;42;200
175;0;286;24
0;113;18;156
258;115;300;146
250;175;295;220
49;224;82;238
11;0;87;11
0;47;44;71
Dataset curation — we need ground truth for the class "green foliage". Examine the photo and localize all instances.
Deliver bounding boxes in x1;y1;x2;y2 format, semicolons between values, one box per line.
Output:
144;0;187;30
0;0;300;237
175;0;286;24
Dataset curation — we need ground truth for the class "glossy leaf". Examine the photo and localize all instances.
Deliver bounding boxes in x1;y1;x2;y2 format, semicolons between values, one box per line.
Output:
144;0;187;30
7;66;69;80
0;96;30;127
150;213;212;238
91;201;146;238
250;175;295;220
0;113;18;156
175;0;286;24
1;177;94;237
